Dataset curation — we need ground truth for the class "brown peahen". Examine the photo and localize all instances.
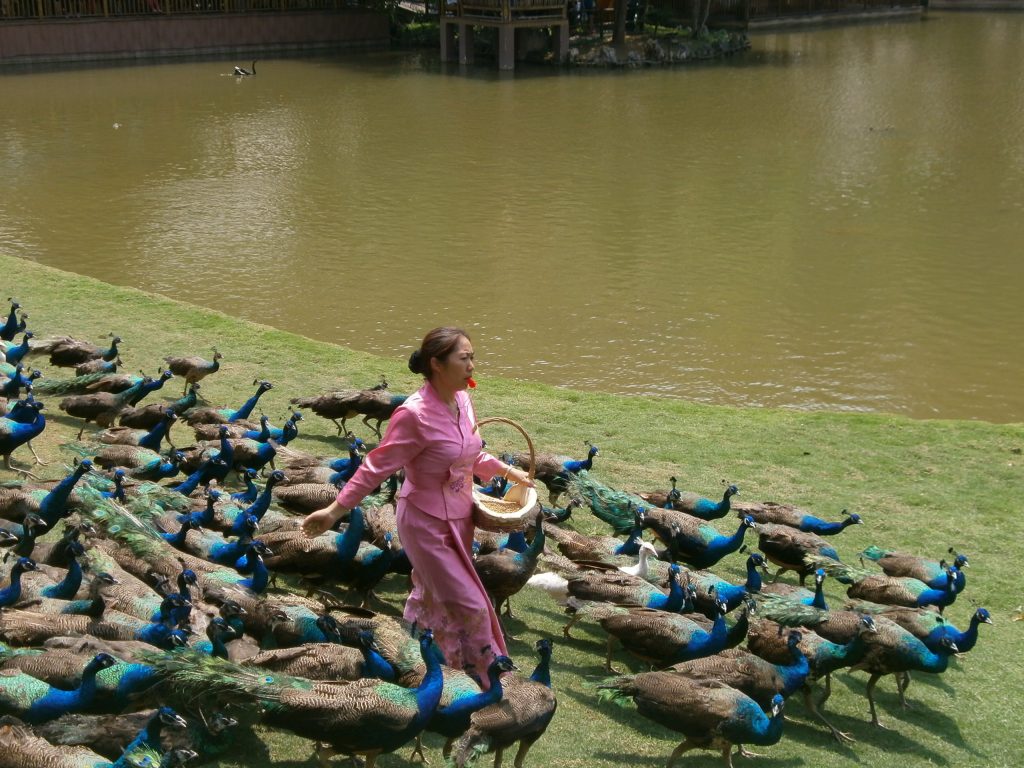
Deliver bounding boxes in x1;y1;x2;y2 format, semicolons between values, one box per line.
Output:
41;335;122;369
806;553;960;612
755;525;840;585
639;478;740;521
849;616;961;728
162;350;222;395
290;386;409;438
597;673;785;768
0;722;162;768
509;442;597;506
473;516;545;625
667;630;809;708
860;545;968;592
142;630;444;768
451;638;557;768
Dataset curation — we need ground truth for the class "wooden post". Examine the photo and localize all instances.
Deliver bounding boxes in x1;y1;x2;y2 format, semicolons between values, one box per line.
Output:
498;24;514;70
556;20;569;61
459;23;475;64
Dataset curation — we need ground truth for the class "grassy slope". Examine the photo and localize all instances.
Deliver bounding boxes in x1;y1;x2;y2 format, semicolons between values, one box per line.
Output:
5;252;1023;768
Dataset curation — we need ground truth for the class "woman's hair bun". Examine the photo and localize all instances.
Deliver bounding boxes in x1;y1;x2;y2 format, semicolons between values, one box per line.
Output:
408;349;424;375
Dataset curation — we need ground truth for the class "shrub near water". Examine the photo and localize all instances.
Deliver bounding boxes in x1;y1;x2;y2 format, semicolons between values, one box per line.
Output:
3;252;1022;767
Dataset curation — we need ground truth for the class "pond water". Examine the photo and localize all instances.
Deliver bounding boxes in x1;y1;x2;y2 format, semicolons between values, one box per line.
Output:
1;12;1021;422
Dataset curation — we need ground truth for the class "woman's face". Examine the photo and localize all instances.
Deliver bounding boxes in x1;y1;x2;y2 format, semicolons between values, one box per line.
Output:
432;336;475;392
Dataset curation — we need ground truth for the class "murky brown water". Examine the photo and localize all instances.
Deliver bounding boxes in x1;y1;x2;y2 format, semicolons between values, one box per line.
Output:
1;13;1022;422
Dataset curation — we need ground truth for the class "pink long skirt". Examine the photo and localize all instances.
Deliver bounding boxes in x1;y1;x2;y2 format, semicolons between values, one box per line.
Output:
396;503;508;687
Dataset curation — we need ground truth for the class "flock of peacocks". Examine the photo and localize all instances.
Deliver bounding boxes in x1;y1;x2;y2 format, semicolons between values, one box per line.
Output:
0;297;990;768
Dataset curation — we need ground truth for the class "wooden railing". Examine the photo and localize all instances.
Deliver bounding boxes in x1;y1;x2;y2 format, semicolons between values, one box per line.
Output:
453;0;566;20
627;0;921;26
0;0;379;20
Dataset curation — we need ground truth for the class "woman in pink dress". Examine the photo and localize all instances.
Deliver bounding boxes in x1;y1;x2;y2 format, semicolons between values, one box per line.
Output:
301;327;533;686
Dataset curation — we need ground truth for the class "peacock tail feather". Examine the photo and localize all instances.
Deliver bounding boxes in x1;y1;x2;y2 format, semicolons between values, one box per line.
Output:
566;472;645;534
804;553;873;584
137;649;309;709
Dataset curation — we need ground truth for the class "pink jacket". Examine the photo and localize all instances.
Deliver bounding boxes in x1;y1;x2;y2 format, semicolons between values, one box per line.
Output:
335;381;506;520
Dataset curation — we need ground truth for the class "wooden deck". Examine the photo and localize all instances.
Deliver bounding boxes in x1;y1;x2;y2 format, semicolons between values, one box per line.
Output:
440;0;569;70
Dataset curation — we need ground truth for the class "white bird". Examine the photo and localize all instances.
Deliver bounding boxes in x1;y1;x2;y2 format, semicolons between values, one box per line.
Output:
526;541;660;603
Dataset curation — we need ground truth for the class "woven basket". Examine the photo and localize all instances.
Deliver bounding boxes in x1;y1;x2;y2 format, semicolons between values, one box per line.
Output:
471;417;540;533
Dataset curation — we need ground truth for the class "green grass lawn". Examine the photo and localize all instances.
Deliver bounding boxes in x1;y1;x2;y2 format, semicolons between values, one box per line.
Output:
4;252;1023;768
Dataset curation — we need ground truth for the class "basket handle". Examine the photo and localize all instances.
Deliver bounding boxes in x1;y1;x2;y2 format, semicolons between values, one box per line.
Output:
473;416;536;482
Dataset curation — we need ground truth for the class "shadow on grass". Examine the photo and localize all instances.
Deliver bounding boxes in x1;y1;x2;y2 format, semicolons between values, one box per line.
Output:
832;673;983;759
594;748;807;767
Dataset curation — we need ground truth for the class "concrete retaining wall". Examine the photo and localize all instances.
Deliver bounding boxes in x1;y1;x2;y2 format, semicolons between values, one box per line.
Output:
0;11;390;64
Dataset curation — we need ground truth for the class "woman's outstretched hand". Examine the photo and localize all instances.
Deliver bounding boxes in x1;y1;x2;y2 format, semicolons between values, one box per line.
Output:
506;466;535;487
302;504;341;538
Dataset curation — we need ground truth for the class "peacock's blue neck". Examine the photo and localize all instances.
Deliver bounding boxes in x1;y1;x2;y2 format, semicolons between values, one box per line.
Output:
163;521;192;549
516;524;545;565
0;564;28;606
172;467;204;496
233;476;258;503
944;615;981;653
724;606;750;649
106;662;159;707
502;530;528;553
439;669;506;732
139;710;170;750
39;466;88;530
662;573;685;613
809;580;828;610
240;555;269;593
700;520;750;566
229;387;267;422
745;558;763;594
244;480;277;523
216;435;234;466
531;652;553;688
415;637;445;721
335;507;365;563
0;307;17;337
615;523;643;556
778;646;810;696
138;418;172;452
173;388;199;414
360;646;396;682
42;556;83;600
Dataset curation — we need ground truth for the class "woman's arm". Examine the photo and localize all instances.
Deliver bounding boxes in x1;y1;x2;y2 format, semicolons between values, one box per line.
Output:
472;452;533;488
301;407;423;538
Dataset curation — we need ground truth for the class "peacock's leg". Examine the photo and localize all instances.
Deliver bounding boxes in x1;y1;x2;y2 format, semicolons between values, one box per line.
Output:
896;672;912;708
314;742;338;768
604;636;621;674
562;612;581;639
513;737;539;768
331;418;345;436
865;673;887;729
407;734;429;763
26;440;47;466
771;567;786;583
664;740;696;768
818;673;833;707
720;745;735;768
442;738;455;759
4;452;39;479
502;597;515;619
735;745;764;758
493;747;504;768
802;686;854;744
